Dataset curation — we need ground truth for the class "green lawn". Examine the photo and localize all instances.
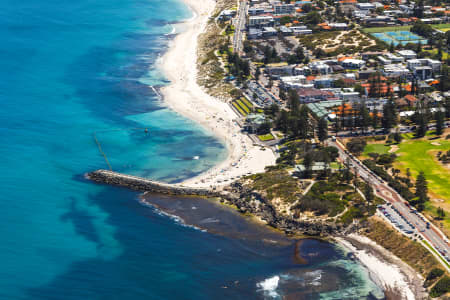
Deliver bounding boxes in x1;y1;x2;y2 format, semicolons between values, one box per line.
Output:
236;99;250;114
362;26;411;33
330;162;342;170
423;49;449;60
258;133;275;141
432;24;450;32
363;143;391;156
232;101;247;116
241;97;253;109
395;139;450;202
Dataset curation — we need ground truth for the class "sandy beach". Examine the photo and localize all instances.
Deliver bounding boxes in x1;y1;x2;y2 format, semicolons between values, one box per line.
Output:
158;0;276;188
336;234;426;300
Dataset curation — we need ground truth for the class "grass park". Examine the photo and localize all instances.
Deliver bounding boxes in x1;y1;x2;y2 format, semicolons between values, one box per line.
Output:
362;132;450;233
394;136;450;203
258;133;275;141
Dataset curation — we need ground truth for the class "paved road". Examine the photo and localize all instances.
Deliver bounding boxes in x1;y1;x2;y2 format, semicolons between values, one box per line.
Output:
233;0;247;54
330;140;450;270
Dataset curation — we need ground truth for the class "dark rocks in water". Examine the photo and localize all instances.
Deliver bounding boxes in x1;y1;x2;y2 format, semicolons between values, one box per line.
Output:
86;169;359;237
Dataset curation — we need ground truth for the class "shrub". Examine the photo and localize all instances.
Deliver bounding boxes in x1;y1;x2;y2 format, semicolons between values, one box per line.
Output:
347;138;367;155
430;276;450;298
426;268;444;281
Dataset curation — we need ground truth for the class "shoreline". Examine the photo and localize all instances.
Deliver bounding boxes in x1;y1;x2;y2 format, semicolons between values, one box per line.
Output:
335;234;426;300
157;0;276;188
148;0;426;298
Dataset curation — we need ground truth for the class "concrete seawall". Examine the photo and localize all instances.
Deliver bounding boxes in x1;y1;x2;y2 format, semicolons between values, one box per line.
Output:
86;170;220;197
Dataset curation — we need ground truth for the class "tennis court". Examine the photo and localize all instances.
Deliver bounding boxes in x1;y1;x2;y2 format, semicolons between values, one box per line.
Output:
371;31;427;46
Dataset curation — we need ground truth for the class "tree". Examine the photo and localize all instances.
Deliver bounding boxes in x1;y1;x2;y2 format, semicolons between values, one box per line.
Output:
303;11;322;25
393;131;403;144
318;117;328;143
444;97;450;119
288;89;299;111
302;3;313;13
255;67;261;80
372;108;379;129
437;207;446;220
359;101;371;133
382;99;396;131
415;101;428;138
363;181;374;204
303;151;314;178
414;171;429;210
347;138;367;155
435;110;444;136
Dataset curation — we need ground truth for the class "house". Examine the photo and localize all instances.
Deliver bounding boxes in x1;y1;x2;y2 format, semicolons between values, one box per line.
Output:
329;23;349;30
341;59;365;69
243;114;267;133
403;94;418;106
291;27;312;35
295;162;329;175
297;88;335;103
218;10;236;21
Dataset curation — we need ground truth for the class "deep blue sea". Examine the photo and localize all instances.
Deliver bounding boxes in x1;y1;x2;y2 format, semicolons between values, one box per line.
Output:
0;0;385;299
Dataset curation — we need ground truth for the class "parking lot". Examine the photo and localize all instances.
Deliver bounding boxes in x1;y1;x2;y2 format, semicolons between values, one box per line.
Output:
378;203;416;235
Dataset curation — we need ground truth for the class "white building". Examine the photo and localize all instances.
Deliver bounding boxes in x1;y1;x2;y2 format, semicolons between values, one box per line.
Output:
248;16;274;27
356;3;375;10
407;58;441;72
385;53;404;63
383;64;410;77
378;56;392;65
308;61;332;74
397;50;417;60
274;4;295;15
341;59;365;69
280;75;307;88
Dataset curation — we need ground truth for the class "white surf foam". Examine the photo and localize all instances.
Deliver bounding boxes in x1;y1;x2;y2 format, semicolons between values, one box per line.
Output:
257;275;280;299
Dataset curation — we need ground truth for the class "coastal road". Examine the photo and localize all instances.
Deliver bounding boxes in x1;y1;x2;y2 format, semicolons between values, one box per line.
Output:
330;139;450;271
233;0;247;54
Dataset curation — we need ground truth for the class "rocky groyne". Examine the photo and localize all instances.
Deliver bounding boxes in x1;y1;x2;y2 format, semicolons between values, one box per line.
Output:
87;169;357;237
86;169;220;197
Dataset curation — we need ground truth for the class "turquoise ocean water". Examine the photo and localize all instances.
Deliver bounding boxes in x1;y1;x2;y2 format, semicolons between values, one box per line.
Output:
0;0;385;298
